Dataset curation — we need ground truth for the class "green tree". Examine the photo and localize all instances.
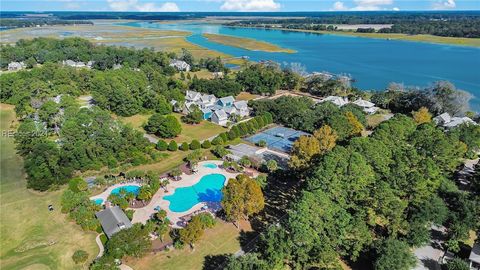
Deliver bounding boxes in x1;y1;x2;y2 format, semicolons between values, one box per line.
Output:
182;105;203;124
445;258;470;270
156;140;168;151
190;140;201;150
374;239;416;270
168;140;178;151
180;142;189;151
201;140;211;149
72;250;89;264
265;159;278;172
106;223;151;259
144;114;181;138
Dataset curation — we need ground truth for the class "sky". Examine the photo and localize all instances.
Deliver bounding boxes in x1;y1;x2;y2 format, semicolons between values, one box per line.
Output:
1;0;479;12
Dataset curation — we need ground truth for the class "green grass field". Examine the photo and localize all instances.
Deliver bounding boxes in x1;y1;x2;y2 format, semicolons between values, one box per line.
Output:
0;104;98;270
119;113;227;144
127;220;248;270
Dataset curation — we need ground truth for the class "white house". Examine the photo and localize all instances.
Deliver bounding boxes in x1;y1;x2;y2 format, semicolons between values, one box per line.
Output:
63;60;87;68
211;109;228;126
170;100;182;112
233;101;250;117
433;112;477;129
185;90;202;103
169;59;191;72
320;96;349;107
224;106;237;116
7;61;25;71
212;71;224;78
352;99;379;114
199;94;217;108
433;112;452;125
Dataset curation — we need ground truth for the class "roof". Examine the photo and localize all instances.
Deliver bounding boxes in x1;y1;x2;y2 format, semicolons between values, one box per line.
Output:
234;100;248;109
201;107;212;114
201;94;216;102
470;242;480;264
96;206;132;238
224;107;237;115
352;99;375;108
433;112;452;124
443;117;476;128
186;90;201;101
321;96;349;107
213;109;228;119
218;96;235;105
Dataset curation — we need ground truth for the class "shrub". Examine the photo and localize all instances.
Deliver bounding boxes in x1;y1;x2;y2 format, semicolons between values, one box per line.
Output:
190;140;201;150
168;141;178;151
212;145;230;158
156;140;168;151
201;140;211;149
72;250;89;264
180;142;189;151
256;140;267;147
68;177;87;193
219;132;228;143
228;129;238;140
211;136;223;145
125;209;135;221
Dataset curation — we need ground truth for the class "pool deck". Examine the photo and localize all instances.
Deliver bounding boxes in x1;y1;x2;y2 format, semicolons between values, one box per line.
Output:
90;182;142;204
131;160;239;227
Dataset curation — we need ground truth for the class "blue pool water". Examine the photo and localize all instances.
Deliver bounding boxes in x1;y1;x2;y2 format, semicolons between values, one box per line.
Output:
164;173;226;212
203;163;218;169
111;185;140;196
121;21;480;111
92;198;104;205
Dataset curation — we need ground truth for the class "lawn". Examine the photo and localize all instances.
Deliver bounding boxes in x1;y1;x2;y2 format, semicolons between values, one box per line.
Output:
0;103;98;270
119;113;227;144
235;92;261;101
126;220;250;270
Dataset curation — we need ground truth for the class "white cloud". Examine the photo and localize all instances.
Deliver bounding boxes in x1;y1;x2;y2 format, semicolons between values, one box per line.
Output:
433;0;456;9
351;0;393;10
220;0;281;11
331;0;395;11
106;0;179;12
332;1;348;11
392;7;400;11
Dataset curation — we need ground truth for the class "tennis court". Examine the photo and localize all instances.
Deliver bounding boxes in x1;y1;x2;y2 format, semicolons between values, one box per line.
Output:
245;126;310;153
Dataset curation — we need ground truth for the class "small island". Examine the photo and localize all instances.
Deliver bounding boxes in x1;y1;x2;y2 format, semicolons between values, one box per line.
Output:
203;33;296;53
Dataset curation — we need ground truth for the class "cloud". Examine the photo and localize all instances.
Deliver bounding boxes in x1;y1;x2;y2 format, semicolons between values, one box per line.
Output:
332;1;348;11
433;0;456;9
331;0;395;11
392;6;400;11
351;0;393;10
106;0;180;12
220;0;281;11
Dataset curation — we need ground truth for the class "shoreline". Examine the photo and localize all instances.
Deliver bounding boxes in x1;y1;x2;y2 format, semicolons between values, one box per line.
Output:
202;33;296;53
223;25;480;48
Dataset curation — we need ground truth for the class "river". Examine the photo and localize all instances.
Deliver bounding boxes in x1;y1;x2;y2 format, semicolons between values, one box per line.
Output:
122;21;480;111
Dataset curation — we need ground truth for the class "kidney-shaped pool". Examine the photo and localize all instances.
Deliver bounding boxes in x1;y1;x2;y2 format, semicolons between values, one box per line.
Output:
164;173;226;213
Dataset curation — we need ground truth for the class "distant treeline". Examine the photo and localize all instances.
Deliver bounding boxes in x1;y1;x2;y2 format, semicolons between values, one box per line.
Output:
0;19;93;28
225;12;480;38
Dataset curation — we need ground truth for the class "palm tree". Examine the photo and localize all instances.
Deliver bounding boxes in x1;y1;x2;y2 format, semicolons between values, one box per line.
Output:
170;168;182;181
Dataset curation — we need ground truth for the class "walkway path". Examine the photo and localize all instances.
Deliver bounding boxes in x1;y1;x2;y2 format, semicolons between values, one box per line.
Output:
95;234;105;259
131;160;239;227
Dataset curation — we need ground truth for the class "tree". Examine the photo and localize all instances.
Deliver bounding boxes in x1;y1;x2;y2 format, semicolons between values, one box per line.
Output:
182;105;203;124
445;258;470;270
256;140;267;147
106;223;151;259
201;140;211;149
374;239;416;270
179;215;204;249
211;145;230;158
156;140;168;151
265;159;278;172
190;140;201;150
170;167;182;180
345;111;364;136
222;174;265;227
144;114;181;138
180;142;189;151
289;135;320;170
211;136;223;145
412;107;432;124
168;140;178;151
72;250;88;264
239;156;252;168
313;124;338;154
224;253;270;270
138;186;152;202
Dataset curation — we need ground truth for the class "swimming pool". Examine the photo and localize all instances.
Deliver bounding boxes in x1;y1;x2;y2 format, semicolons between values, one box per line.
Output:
92;198;104;205
203;163;218;169
164;173;226;212
111;185;140;196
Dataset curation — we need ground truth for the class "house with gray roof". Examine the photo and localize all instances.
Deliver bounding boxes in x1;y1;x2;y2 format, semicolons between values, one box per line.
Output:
233;101;250;117
8;61;25;71
169;59;191;71
96;206;132;238
211;109;228;126
217;96;235;108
